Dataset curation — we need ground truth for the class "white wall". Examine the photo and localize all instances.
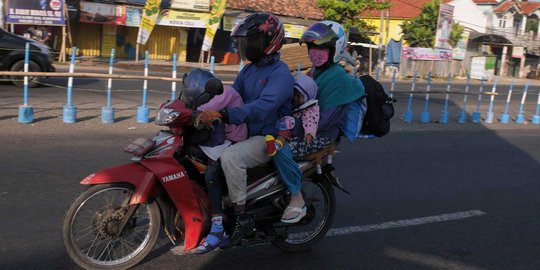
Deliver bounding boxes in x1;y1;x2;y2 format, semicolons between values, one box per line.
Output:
448;0;488;32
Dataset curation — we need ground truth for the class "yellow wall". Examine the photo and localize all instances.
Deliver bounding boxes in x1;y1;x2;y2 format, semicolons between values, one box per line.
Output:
146;26;187;61
364;18;405;45
72;23;101;57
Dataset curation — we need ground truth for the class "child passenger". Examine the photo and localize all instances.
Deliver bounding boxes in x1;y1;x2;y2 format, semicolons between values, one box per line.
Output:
193;84;248;254
265;74;320;223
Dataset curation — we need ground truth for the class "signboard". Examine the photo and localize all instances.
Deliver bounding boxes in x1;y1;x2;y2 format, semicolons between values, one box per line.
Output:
80;2;126;25
470;56;495;80
126;7;142;27
512;46;524;58
452;31;470;60
402;47;452;61
435;3;454;49
202;0;227;51
156;9;209;29
169;0;210;12
284;24;306;39
137;0;162;45
6;0;65;25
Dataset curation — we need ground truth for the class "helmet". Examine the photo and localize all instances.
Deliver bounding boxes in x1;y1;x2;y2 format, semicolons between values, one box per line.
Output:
300;21;346;63
231;13;285;62
180;68;216;108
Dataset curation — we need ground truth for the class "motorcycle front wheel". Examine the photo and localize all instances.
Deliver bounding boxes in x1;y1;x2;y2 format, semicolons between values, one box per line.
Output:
271;175;336;251
62;183;161;270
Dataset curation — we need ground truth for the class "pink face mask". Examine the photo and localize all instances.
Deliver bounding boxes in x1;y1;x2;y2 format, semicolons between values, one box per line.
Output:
308;48;329;67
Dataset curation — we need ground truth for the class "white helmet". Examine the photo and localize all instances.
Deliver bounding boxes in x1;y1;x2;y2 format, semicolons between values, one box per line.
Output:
321;20;347;63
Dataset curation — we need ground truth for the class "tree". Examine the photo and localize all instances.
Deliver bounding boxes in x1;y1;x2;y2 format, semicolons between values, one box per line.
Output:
400;0;463;48
316;0;391;36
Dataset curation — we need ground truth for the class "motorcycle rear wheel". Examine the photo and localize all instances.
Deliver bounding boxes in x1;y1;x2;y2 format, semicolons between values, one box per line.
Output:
62;183;161;270
271;177;336;252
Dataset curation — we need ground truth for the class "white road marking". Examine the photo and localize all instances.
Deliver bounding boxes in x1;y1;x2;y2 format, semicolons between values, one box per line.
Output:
327;210;486;237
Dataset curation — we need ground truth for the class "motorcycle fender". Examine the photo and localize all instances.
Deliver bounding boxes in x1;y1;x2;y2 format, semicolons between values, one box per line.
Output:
80;163;162;205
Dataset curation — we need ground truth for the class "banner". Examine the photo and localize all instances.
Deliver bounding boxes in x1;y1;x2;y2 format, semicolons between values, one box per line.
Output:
402;47;452;61
126;7;142;27
284;24;306;39
80;2;126;25
170;0;210;12
137;0;162;45
435;3;454;49
452;31;470;60
6;0;65;25
202;0;227;51
156;9;209;28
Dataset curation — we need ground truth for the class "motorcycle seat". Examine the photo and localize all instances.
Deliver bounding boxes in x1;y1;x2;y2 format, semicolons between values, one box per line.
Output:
246;162;276;186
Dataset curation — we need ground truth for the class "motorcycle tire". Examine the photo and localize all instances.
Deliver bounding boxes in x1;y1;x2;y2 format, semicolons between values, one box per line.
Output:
62;183;161;270
271;176;336;252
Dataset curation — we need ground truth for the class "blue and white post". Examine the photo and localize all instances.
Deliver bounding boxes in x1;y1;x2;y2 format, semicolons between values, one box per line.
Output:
532;89;540;124
101;48;115;124
439;73;452;124
209;56;215;74
515;81;529;124
500;81;514;124
137;50;150;123
297;64;301;75
63;47;77;123
471;78;485;123
375;66;381;80
403;71;417;123
458;75;471;123
389;68;396;99
484;79;498;124
18;42;34;123
239;60;244;72
171;53;177;100
420;72;432;123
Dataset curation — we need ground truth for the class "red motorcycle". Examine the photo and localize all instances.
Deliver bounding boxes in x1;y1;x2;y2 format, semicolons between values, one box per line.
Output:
62;79;346;269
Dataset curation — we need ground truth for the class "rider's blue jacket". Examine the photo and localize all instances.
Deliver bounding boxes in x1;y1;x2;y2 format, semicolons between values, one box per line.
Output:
228;54;294;137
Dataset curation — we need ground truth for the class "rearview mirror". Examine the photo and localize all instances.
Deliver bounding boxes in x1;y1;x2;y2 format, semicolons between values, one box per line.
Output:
204;78;224;96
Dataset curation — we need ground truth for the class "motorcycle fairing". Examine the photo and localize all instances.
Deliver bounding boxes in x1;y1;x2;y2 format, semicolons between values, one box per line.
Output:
80;163;162;205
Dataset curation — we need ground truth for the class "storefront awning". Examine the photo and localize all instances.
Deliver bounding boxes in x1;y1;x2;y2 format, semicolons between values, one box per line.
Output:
469;32;512;46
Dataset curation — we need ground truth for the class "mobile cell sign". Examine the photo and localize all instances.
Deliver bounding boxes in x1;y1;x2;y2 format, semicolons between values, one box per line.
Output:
156;9;210;29
6;0;65;25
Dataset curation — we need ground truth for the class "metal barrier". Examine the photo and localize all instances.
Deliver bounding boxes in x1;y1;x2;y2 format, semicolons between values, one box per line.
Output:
3;44;540;126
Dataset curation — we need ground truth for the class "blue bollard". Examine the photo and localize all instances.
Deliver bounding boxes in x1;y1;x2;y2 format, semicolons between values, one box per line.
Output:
239;60;244;71
515;81;529;124
297;64;301;75
471;78;485;123
500;81;514;124
390;69;396;99
375;66;380;80
63;47;77;123
18;42;34;123
420;72;432;123
484;79;498;124
439;73;452;124
171;53;177;100
102;48;115;124
458;75;471;123
403;71;417;123
210;56;215;74
137;50;150;123
532;89;540;124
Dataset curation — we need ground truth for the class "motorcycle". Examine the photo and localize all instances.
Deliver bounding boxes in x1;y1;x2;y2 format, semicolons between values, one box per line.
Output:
62;78;348;269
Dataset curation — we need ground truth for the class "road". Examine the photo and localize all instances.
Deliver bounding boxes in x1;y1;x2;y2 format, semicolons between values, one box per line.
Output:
1;73;540;270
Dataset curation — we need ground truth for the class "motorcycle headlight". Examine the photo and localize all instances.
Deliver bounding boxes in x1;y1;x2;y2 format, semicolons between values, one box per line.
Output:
155;108;180;125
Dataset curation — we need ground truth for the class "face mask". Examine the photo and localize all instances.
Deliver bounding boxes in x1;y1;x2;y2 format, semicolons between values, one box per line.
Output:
308;48;329;67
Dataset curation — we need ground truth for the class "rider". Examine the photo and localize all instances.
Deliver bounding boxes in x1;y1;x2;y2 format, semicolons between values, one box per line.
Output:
300;21;365;144
195;13;294;247
180;69;248;254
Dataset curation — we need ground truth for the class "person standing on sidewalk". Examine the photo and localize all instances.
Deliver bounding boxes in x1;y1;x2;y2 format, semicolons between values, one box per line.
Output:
195;12;294;247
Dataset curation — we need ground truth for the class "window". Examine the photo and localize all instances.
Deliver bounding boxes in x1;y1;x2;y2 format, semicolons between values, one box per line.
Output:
499;16;507;28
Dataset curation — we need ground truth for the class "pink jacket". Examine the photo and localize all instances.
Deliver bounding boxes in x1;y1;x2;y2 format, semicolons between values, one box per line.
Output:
293;100;320;138
198;85;248;142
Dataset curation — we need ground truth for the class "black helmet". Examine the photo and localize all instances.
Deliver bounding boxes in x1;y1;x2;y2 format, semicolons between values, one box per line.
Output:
231;13;284;63
180;68;216;108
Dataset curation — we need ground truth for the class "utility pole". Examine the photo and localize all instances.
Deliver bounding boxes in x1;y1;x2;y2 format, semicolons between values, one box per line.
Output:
377;0;385;74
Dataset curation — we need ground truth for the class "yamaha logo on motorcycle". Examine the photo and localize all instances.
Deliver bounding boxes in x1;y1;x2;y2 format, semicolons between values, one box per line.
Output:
162;172;186;182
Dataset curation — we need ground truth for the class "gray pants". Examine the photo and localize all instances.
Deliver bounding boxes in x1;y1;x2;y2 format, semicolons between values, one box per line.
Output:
220;136;270;204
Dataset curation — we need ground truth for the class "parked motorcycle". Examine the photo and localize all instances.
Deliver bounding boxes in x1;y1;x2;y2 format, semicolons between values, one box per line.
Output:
62;78;347;269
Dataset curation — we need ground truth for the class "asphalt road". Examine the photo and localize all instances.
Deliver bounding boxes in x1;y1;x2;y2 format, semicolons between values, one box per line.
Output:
1;74;540;270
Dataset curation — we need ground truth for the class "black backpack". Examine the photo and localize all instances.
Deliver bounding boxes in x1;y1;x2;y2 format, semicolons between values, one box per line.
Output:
359;75;396;137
